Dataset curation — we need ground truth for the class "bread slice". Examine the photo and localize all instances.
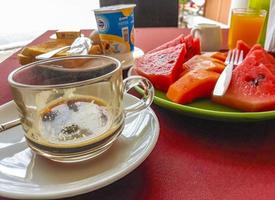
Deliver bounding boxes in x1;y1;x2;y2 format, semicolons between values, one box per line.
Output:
18;36;103;65
18;39;74;65
20;39;73;57
17;53;35;65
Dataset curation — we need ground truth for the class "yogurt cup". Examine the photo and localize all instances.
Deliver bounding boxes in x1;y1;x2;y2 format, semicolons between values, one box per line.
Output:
94;4;136;55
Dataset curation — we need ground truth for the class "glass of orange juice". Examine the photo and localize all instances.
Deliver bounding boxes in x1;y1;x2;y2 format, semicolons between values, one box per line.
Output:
228;8;267;49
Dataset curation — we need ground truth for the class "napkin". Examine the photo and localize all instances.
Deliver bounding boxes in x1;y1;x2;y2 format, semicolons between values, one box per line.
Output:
265;0;275;52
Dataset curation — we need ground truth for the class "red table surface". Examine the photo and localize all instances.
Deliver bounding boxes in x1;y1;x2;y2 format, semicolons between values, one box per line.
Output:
1;28;275;200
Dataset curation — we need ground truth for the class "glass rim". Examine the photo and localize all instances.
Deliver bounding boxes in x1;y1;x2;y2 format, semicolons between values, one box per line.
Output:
93;4;136;14
232;8;267;16
8;55;121;90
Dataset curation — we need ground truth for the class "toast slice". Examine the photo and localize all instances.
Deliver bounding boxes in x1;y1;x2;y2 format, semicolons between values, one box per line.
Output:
18;31;104;65
20;39;73;58
17;53;35;65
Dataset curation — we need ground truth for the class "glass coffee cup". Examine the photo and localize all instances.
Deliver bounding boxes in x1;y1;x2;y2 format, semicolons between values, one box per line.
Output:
8;55;154;163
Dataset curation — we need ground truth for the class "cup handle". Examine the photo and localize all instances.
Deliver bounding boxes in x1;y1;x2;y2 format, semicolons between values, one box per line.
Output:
191;27;202;38
123;75;154;114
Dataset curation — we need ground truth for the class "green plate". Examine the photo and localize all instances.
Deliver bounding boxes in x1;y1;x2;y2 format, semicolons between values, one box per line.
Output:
129;67;275;122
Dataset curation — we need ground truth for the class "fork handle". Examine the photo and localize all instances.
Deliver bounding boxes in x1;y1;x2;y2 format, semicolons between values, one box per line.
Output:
213;63;234;96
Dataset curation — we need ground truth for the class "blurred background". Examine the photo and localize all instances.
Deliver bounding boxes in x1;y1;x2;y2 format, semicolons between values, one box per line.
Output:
0;0;99;62
0;0;248;62
178;0;248;28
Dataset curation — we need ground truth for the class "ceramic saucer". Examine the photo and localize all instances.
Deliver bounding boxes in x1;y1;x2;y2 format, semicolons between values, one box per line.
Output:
0;94;159;199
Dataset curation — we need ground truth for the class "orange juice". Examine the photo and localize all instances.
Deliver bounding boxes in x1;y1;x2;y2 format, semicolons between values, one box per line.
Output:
228;9;267;49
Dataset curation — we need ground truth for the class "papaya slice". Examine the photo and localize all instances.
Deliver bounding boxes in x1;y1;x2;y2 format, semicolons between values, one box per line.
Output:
167;69;220;104
210;52;227;63
181;55;225;76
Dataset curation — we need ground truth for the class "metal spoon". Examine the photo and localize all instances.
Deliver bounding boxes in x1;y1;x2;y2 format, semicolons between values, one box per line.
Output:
35;36;92;60
0;118;21;133
35;46;70;60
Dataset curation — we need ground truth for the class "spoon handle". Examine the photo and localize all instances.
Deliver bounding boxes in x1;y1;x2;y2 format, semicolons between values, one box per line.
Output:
35;46;70;60
0;118;21;133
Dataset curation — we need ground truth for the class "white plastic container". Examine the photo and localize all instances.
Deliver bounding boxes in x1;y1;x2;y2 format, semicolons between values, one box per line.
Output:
94;4;136;54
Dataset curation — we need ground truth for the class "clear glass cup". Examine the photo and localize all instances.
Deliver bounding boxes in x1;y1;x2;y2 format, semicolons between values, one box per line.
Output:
8;55;154;163
228;8;267;49
248;0;270;45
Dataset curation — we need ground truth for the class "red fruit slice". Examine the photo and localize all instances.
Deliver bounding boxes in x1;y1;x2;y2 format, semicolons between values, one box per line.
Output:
244;46;275;74
192;37;201;57
212;46;275;112
148;34;201;62
236;40;251;57
135;43;187;92
148;34;185;54
183;34;193;49
184;35;201;62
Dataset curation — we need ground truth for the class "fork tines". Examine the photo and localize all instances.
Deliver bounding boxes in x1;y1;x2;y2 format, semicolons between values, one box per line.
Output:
212;49;244;96
226;49;244;67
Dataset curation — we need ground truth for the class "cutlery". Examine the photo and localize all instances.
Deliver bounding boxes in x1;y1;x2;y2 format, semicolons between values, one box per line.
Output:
0;118;21;133
213;49;243;96
35;46;70;60
35;36;92;60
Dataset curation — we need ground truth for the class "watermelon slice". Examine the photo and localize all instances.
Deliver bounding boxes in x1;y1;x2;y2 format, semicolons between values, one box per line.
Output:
135;34;201;92
236;40;251;57
148;34;201;61
183;34;195;61
192;38;201;57
243;44;275;74
212;46;275;112
148;34;185;54
135;43;187;92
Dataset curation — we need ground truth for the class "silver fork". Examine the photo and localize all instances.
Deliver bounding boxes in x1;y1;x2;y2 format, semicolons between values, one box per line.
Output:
213;49;244;96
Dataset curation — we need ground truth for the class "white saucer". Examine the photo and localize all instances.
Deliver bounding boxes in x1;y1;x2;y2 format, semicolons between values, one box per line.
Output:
0;94;159;199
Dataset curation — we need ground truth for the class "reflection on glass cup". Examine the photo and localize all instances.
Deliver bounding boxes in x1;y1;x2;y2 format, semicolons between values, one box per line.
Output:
8;55;154;163
228;8;267;49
